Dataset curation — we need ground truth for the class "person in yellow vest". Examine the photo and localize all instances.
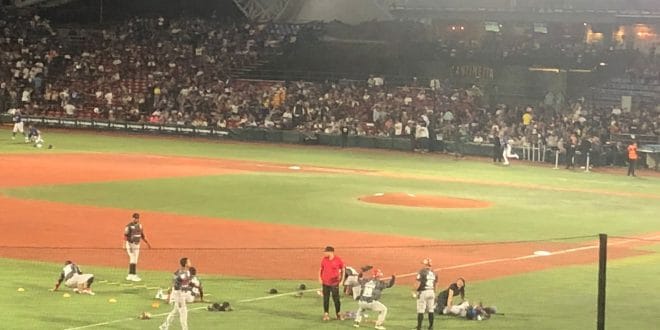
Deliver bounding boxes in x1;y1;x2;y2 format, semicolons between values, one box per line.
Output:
627;141;638;177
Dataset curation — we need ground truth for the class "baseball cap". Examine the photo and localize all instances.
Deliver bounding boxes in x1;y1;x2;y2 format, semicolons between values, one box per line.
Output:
422;258;432;266
323;246;335;252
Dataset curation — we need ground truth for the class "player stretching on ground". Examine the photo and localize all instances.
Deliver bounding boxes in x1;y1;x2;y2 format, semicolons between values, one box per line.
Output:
11;109;28;142
413;258;437;330
160;257;192;330
353;268;395;330
28;124;45;147
124;213;151;281
53;260;95;295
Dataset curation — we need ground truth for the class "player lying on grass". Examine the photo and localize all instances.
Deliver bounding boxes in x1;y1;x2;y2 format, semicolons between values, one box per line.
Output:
53;260;95;295
353;268;395;330
438;301;497;321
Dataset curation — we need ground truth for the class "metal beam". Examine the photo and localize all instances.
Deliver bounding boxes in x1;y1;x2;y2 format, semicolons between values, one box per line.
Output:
233;0;291;21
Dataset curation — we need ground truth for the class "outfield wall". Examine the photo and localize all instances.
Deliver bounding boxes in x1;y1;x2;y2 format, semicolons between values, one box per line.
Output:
5;115;657;166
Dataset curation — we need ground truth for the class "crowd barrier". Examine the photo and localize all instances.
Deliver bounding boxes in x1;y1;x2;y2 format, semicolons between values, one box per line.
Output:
4;116;655;169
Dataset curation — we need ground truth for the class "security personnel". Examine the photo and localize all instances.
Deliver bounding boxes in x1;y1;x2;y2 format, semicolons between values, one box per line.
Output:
627;141;638;177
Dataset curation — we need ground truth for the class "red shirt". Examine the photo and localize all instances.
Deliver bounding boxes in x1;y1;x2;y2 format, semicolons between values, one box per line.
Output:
320;256;344;286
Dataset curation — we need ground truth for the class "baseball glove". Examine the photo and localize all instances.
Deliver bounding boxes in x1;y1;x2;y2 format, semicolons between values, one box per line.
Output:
138;312;152;320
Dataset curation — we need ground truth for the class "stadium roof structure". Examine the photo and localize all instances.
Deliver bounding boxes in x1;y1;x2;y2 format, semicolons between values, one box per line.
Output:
234;0;659;24
233;0;393;24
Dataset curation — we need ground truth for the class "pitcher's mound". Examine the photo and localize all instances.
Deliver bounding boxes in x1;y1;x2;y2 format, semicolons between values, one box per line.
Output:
359;192;491;209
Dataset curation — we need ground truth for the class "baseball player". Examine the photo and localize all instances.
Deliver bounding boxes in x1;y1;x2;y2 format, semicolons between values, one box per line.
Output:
186;266;204;303
501;134;519;166
160;257;192;330
124;213;151;281
413;258;437;330
11;109;28;142
344;265;372;299
53;260;95;295
352;268;395;330
27;124;45;147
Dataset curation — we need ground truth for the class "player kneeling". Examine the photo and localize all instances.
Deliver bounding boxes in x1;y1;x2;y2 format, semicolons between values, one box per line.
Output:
53;260;95;295
353;269;395;330
185;267;204;303
28;124;45;148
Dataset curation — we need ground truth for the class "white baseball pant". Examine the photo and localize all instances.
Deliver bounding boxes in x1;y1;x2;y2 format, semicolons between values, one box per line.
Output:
161;290;188;330
416;290;436;313
355;300;388;325
125;241;140;264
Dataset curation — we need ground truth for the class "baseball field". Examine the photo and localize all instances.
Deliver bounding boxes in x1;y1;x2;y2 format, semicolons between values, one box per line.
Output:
1;128;659;330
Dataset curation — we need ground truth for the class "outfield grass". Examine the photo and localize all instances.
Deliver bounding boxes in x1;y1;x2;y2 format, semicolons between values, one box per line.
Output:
1;127;660;329
5;173;660;241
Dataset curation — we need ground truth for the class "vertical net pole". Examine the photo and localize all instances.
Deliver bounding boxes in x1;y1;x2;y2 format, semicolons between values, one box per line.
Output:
597;233;607;330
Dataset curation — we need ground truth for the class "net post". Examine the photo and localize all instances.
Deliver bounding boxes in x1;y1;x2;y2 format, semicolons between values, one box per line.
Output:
554;150;560;169
597;233;607;330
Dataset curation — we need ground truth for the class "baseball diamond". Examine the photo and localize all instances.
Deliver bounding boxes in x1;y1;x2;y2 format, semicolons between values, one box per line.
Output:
1;1;660;329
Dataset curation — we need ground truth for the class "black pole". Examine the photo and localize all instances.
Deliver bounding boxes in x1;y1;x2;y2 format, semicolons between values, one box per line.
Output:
99;0;104;24
597;233;607;330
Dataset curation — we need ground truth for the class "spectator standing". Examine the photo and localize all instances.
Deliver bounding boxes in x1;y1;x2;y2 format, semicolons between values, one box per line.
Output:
319;246;345;321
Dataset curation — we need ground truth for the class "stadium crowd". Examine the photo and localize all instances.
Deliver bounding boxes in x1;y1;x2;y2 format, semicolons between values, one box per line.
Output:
1;8;659;167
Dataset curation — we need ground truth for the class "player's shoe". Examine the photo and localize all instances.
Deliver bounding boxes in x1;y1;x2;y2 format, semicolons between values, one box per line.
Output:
322;313;330;321
11;136;15;140
126;274;134;281
82;289;95;296
131;275;142;282
337;313;345;320
72;288;80;293
375;325;386;330
353;322;360;328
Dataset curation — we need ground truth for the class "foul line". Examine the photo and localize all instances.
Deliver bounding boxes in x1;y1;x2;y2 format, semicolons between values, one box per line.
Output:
63;234;660;330
394;234;660;279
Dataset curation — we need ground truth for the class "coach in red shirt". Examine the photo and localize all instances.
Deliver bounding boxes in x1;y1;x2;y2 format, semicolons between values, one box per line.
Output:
319;246;345;321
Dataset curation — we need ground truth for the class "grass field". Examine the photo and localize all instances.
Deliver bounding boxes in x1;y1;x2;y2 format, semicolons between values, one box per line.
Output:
1;127;659;330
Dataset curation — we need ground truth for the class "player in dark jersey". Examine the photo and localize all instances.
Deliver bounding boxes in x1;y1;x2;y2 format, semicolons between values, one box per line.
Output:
11;109;28;142
160;257;192;330
53;260;95;295
124;213;151;281
413;258;437;330
353;268;395;329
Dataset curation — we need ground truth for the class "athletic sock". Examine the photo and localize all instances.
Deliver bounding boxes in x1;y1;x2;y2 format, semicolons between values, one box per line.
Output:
416;313;424;329
428;312;434;328
129;263;136;275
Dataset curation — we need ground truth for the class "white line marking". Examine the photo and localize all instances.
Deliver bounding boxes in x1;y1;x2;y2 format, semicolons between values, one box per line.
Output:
63;306;208;330
63;234;660;330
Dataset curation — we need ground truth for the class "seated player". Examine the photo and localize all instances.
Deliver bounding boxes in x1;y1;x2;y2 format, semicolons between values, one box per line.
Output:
53;260;95;295
186;267;204;303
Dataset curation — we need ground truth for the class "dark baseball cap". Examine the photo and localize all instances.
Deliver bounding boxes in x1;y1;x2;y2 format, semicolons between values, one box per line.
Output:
323;246;335;252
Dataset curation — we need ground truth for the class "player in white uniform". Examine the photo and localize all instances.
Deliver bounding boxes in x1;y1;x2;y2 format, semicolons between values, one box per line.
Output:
160;257;192;330
11;109;28;142
53;260;95;295
124;213;151;281
28;124;45;147
353;268;395;330
185;267;204;303
413;258;437;330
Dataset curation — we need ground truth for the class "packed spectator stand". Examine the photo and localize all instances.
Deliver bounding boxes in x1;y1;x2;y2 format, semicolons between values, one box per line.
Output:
1;7;658;168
